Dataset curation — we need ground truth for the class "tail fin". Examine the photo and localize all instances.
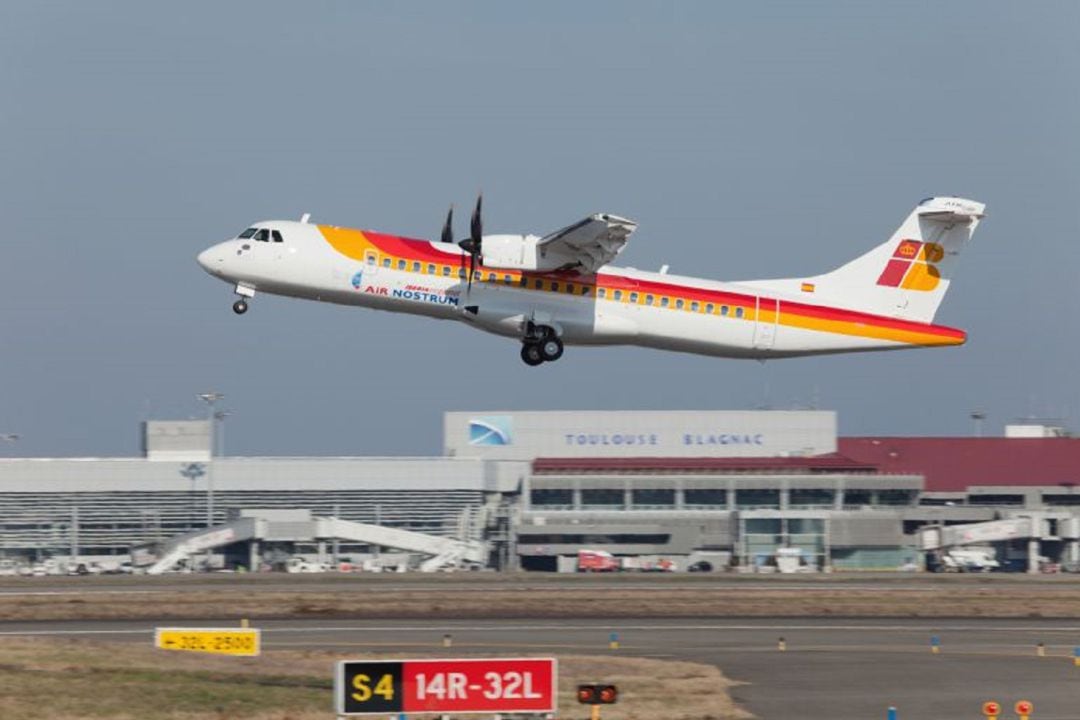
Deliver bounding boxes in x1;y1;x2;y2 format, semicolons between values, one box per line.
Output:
745;196;985;323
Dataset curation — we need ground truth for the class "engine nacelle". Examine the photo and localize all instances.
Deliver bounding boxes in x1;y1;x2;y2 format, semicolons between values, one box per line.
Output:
481;234;563;272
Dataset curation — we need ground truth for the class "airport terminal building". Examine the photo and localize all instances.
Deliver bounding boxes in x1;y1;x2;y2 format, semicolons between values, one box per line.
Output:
1;411;1079;572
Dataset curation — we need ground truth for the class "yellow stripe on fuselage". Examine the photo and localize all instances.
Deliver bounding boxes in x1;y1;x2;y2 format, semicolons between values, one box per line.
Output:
318;225;374;261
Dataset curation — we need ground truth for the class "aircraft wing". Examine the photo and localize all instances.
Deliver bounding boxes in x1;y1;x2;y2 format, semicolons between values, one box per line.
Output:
536;213;637;274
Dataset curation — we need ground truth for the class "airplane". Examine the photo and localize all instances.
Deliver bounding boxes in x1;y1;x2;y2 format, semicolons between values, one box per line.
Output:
197;195;985;366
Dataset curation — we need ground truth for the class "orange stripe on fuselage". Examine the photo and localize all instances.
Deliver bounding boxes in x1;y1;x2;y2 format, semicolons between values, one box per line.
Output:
317;224;964;348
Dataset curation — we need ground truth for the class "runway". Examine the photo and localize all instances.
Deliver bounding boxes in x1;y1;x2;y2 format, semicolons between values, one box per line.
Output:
4;617;1079;719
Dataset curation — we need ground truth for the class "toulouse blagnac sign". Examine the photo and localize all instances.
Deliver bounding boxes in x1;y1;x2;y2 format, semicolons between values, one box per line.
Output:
446;410;836;459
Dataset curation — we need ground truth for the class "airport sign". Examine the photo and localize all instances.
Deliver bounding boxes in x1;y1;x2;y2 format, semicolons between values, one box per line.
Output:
154;627;260;656
335;657;557;716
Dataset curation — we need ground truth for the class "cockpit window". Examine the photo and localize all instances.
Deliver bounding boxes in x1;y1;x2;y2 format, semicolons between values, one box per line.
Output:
271;230;283;243
253;229;270;242
238;228;257;239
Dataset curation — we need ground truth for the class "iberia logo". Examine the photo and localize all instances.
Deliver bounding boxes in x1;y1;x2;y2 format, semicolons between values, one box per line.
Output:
350;270;364;290
876;239;944;291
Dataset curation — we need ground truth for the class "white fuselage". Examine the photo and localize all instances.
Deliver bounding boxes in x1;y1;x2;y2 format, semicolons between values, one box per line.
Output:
197;219;965;361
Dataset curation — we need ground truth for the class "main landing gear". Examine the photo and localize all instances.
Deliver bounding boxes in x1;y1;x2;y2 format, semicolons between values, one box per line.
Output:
520;323;564;366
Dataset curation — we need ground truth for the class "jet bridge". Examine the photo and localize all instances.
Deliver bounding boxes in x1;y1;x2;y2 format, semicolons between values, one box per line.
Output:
919;517;1034;551
145;511;487;574
919;515;1080;574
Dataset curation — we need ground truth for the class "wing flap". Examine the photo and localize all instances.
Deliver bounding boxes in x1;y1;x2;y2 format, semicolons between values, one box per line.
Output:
536;213;637;274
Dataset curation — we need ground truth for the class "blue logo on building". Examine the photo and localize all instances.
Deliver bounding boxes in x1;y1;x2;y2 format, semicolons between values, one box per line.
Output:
468;416;513;446
351;270;364;289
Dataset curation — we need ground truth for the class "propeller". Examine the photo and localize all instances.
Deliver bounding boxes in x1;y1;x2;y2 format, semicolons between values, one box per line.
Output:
456;194;483;290
440;205;454;244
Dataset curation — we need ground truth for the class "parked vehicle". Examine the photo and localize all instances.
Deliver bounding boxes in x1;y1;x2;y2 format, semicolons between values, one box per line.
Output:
577;549;618;572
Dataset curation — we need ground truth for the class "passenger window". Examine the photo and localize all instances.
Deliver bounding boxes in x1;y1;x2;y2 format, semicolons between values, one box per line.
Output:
398;259;406;270
582;286;591;296
630;292;639;303
661;297;670;307
503;274;512;284
271;230;284;243
534;279;543;290
412;261;421;272
676;299;685;309
254;229;270;242
442;266;451;276
427;264;435;274
645;295;654;306
239;228;257;239
598;288;607;299
519;276;529;287
382;258;391;268
613;290;623;301
551;282;560;292
721;305;729;316
566;283;575;294
706;303;714;314
458;268;466;279
366;253;377;266
735;307;745;318
487;272;497;282
691;301;700;312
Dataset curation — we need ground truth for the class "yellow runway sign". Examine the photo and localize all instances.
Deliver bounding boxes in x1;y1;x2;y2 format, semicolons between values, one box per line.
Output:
155;627;260;656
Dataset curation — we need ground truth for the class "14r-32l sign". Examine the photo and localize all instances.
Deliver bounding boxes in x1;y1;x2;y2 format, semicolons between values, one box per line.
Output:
335;658;557;716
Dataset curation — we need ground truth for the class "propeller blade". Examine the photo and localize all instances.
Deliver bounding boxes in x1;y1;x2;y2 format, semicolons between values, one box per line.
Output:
470;194;483;246
440;205;454;244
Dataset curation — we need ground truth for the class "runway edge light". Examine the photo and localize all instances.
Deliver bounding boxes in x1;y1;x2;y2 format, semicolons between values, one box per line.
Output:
981;700;1000;719
1014;699;1033;719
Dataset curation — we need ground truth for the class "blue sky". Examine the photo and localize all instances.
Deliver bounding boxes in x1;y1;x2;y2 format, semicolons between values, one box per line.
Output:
2;2;1078;456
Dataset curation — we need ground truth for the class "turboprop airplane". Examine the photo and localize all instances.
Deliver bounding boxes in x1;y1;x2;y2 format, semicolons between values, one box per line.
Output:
196;196;984;366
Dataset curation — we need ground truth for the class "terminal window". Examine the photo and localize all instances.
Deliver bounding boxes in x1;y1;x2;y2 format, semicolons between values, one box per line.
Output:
530;489;573;507
735;489;780;509
631;488;675;508
581;489;624;509
876;489;916;506
969;493;1025;506
843;490;873;507
684;489;727;508
790;489;835;508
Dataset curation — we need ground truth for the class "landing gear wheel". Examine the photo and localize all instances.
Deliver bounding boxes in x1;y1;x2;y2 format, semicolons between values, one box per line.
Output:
521;343;544;366
539;336;564;362
232;299;248;315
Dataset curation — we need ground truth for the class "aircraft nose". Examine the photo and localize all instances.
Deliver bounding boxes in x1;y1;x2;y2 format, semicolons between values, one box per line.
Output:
197;244;224;274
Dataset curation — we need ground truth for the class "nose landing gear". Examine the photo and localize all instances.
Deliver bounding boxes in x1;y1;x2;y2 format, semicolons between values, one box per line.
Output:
232;283;255;316
520;323;564;366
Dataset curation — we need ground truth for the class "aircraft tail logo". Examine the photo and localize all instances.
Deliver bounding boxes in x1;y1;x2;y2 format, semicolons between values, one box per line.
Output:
875;239;945;292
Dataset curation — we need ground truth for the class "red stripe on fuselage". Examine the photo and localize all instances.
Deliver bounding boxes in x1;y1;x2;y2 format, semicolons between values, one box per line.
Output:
359;230;963;340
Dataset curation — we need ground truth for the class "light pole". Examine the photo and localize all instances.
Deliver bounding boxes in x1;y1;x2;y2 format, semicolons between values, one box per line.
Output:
198;392;225;528
970;411;987;438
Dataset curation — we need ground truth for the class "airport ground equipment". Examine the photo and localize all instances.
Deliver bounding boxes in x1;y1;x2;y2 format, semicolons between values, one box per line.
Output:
335;657;556;716
145;511;486;574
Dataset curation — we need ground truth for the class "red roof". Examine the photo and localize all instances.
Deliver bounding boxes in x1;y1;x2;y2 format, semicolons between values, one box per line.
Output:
838;437;1080;492
533;454;878;475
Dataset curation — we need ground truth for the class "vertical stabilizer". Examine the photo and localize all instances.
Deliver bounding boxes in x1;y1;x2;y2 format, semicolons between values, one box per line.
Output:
744;196;985;323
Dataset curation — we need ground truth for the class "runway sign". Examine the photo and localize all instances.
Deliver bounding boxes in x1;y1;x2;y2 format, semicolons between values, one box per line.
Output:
154;627;260;656
335;657;557;716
